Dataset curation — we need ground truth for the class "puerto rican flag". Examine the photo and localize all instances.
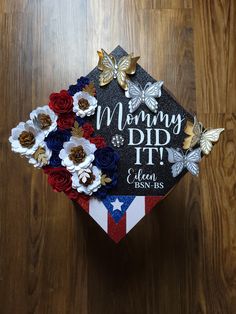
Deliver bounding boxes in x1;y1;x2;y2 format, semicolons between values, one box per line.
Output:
78;195;164;242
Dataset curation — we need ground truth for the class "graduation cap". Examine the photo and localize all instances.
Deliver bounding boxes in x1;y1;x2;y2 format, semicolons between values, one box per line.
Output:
9;46;224;242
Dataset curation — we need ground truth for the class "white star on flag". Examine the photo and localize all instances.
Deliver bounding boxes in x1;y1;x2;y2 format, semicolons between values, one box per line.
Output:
111;198;123;212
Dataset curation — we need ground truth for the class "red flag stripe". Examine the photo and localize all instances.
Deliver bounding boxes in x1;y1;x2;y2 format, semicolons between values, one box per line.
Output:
107;212;126;243
145;196;164;214
76;197;89;212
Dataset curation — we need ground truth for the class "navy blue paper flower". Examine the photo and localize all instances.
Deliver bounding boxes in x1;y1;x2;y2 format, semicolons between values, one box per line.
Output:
68;76;90;96
45;129;71;152
49;151;62;167
75;116;86;126
77;76;90;86
67;84;78;96
94;186;107;199
95;173;118;199
94;147;119;172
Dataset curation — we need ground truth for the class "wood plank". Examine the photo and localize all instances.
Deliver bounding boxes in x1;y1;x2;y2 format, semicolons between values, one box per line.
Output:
198;113;236;313
193;0;236;113
126;0;192;9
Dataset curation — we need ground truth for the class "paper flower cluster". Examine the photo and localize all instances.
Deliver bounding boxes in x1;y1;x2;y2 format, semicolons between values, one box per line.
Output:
9;77;119;201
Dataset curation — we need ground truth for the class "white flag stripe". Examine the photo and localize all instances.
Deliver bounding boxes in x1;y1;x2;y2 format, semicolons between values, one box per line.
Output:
89;197;108;232
126;196;145;233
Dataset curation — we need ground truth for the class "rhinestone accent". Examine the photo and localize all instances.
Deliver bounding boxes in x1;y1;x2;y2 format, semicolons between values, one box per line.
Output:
111;134;124;148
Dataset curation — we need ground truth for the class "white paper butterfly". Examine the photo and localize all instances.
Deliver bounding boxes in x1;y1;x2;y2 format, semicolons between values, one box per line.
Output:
166;147;202;177
184;116;224;155
125;80;164;113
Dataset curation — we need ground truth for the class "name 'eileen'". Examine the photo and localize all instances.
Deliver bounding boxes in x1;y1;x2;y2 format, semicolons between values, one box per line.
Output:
96;102;185;134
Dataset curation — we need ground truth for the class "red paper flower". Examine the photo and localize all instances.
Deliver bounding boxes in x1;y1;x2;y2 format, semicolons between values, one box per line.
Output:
57;112;76;130
82;123;94;139
49;90;73;114
64;187;81;200
89;136;107;148
65;187;89;210
44;167;72;192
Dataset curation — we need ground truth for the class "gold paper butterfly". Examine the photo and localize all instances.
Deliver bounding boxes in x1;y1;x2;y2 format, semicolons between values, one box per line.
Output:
183;116;224;155
97;49;140;90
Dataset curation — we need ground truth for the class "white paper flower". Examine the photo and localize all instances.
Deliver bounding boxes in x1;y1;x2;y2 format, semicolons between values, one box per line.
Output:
72;166;101;195
59;136;96;172
73;91;97;118
28;144;52;168
9;121;45;156
30;105;57;136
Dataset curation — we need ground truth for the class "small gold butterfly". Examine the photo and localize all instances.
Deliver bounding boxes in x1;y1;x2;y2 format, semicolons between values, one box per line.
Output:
97;49;140;90
183;116;224;155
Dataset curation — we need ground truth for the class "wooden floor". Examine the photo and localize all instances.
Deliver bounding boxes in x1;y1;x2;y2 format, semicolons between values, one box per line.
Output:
0;0;235;313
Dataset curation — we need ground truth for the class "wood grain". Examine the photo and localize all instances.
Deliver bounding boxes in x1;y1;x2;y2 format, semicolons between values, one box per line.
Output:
0;0;235;313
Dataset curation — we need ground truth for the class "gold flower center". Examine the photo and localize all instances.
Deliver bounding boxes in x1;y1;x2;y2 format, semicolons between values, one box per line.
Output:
18;131;35;148
38;113;52;129
80;172;95;187
69;145;86;164
78;98;89;110
33;146;46;161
